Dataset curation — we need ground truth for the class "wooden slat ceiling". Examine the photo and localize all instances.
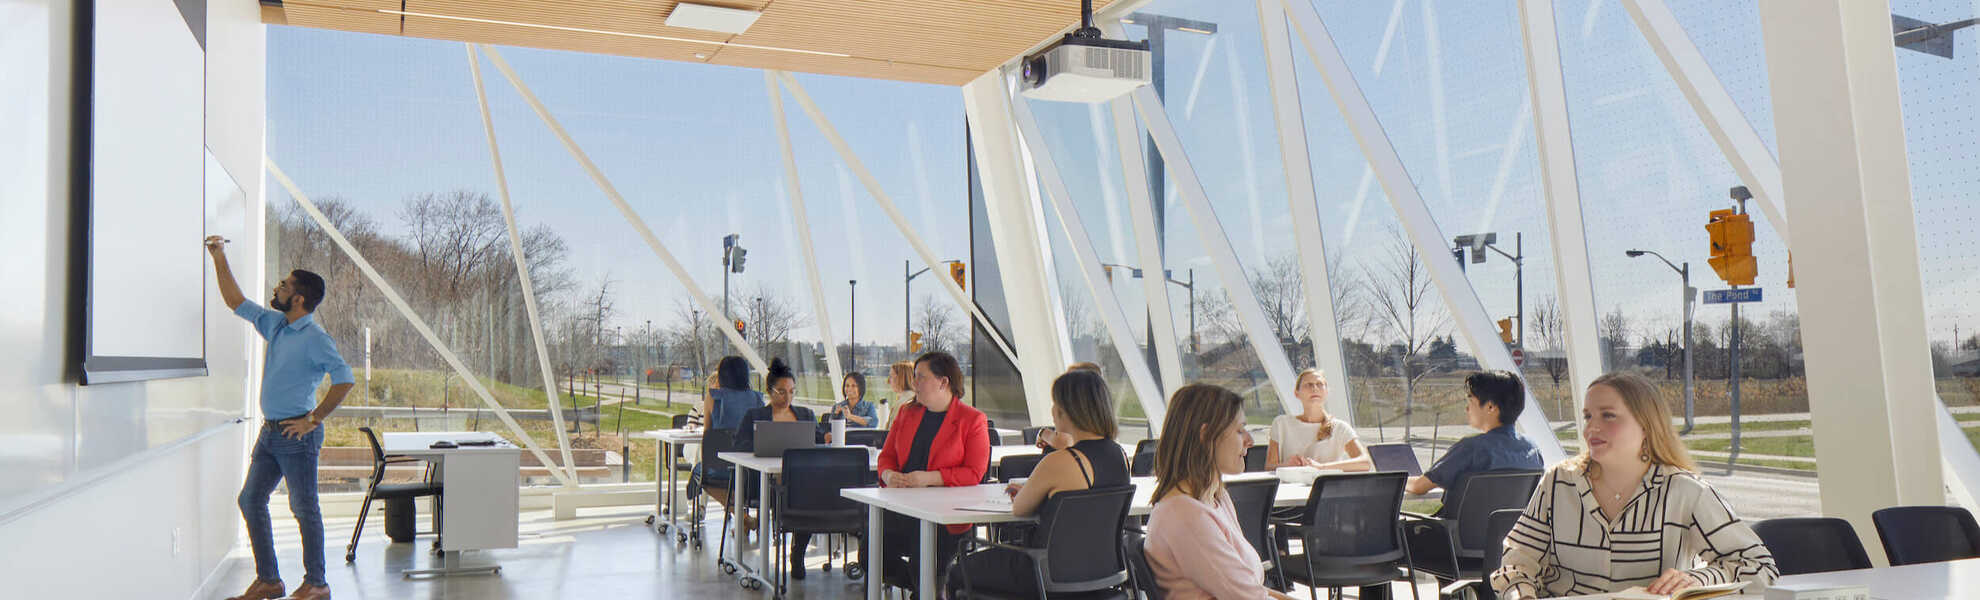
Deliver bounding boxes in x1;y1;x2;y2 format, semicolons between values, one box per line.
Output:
264;0;1121;86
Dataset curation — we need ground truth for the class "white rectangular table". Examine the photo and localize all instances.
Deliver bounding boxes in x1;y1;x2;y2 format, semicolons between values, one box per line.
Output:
1552;557;1980;599
379;431;521;577
841;473;1309;600
718;447;881;594
632;428;703;538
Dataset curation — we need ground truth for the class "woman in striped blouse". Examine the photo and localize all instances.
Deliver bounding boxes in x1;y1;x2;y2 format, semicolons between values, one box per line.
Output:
1491;372;1777;598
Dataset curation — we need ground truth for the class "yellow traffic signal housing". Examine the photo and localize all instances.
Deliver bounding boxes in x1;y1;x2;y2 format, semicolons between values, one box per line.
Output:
1496;318;1514;345
950;262;967;291
1705;209;1757;286
909;331;924;353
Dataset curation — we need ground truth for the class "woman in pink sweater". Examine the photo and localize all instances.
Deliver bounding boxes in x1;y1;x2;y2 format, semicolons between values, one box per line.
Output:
1145;384;1295;600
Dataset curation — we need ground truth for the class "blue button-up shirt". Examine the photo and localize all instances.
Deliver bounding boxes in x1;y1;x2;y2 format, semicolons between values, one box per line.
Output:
1424;424;1543;489
235;300;355;419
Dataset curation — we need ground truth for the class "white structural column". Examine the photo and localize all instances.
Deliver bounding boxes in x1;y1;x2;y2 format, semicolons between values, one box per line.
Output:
1130;87;1303;416
1254;0;1353;419
467;44;578;483
1000;74;1169;431
1106;96;1187;398
1515;1;1605;414
960;71;1070;425
1757;0;1944;552
266;159;576;488
1623;0;1791;248
777;72;1023;369
1098;22;1187;399
479;45;768;372
1282;0;1566;462
765;71;845;405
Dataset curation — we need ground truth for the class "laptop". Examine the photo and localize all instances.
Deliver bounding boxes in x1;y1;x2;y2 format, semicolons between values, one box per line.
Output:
752;421;818;457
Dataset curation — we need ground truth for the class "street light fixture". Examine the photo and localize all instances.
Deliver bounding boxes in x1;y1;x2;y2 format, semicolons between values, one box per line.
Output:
1626;248;1697;434
1453;232;1525;350
1097;262;1199;357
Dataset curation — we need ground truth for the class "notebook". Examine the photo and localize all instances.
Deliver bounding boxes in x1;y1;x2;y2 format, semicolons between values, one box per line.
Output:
1609;581;1750;600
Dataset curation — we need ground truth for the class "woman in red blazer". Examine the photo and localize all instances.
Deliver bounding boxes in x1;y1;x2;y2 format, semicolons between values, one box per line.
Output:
873;350;990;591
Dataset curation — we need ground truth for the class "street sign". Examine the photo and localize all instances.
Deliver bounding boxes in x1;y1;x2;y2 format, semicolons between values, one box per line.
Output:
1511;348;1526;367
1703;288;1763;304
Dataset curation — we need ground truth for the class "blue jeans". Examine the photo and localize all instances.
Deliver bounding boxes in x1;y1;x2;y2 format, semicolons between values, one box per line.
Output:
240;422;327;587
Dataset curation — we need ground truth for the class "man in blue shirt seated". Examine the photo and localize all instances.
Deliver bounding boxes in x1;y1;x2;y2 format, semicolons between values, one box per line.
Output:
1406;370;1543;496
208;236;354;600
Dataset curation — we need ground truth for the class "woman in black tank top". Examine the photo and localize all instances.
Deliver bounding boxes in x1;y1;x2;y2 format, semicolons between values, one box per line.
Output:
948;369;1125;597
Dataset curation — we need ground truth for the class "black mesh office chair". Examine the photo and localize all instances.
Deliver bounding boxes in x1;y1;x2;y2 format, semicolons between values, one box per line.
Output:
998;453;1046;483
1403;470;1543;590
1436;509;1524;600
1225;478;1284;590
1130;439;1158;477
1244;445;1270;472
845;429;888;449
346;427;441;563
1753;517;1873;575
1278;471;1420;600
1122;531;1164;600
1023;427;1047;445
776;447;874;588
1366;443;1423;476
1872;506;1980;566
951;487;1136;599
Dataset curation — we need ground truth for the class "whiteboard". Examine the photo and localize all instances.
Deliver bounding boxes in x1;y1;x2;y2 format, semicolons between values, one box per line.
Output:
82;0;208;383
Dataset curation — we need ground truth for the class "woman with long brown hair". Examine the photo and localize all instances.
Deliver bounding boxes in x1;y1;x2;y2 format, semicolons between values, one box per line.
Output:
1144;384;1295;600
1492;372;1777;598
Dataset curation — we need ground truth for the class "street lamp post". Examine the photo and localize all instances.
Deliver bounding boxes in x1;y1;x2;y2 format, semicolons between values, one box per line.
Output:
1626;249;1697;434
1124;12;1216;383
1453;232;1525;349
850;279;858;372
1098;263;1198;360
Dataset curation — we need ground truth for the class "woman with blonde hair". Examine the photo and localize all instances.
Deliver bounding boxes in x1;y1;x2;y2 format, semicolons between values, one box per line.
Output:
1492;372;1777;598
1265;368;1371;471
1144;384;1295;600
879;360;915;428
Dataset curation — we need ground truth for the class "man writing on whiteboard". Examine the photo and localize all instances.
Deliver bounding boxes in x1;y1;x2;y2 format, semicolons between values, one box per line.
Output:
207;235;353;600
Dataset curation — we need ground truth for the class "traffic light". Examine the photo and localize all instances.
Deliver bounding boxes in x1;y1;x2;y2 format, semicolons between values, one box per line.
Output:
1705;208;1757;286
729;247;748;273
950;262;967;291
910;331;924;353
1496;318;1515;346
734;319;746;335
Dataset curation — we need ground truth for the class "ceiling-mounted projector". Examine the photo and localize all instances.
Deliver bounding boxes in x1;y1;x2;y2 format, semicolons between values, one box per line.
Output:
1019;2;1150;103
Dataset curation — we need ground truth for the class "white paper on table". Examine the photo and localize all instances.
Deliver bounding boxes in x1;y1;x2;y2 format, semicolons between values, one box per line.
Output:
958;496;1014;513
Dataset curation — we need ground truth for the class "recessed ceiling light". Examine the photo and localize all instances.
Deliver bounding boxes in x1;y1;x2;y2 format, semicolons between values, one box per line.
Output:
665;3;762;35
694;52;709;59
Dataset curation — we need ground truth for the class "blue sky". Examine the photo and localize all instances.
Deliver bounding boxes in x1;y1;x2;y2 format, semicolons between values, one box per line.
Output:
266;0;1979;359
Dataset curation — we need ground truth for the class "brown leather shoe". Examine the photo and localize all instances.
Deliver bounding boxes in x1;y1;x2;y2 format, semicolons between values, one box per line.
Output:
225;579;284;600
286;583;330;600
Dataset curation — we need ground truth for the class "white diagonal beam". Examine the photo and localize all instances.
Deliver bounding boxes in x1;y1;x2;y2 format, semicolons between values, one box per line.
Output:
1283;0;1566;463
468;44;578;482
1106;98;1188;398
1130;86;1302;417
777;71;1022;367
1516;0;1605;420
1256;0;1354;420
1004;76;1168;432
1622;0;1791;248
266;159;576;488
765;71;846;406
479;44;766;372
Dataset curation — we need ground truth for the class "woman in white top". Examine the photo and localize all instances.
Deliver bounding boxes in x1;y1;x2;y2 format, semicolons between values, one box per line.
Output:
1145;384;1296;600
1491;372;1777;598
880;361;915;429
1265;369;1372;471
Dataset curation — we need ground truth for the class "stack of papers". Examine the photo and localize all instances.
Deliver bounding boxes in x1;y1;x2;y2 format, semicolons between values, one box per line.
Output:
1609;581;1750;600
958;495;1014;513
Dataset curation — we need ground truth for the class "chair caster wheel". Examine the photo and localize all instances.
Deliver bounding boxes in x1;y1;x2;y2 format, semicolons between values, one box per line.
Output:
344;553;355;564
646;515;656;525
846;563;864;580
722;562;738;575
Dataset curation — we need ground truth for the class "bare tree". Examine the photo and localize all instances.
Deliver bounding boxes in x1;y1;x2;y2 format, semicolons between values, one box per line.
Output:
913;293;964;356
1530;295;1567;388
1599;307;1634;369
1364;227;1448;440
738;283;810;357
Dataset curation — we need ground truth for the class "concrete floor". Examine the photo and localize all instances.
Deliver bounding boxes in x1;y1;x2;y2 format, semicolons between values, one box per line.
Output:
205;502;1434;600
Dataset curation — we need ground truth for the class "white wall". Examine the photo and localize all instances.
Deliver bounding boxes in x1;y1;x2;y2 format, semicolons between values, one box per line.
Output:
0;0;265;598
